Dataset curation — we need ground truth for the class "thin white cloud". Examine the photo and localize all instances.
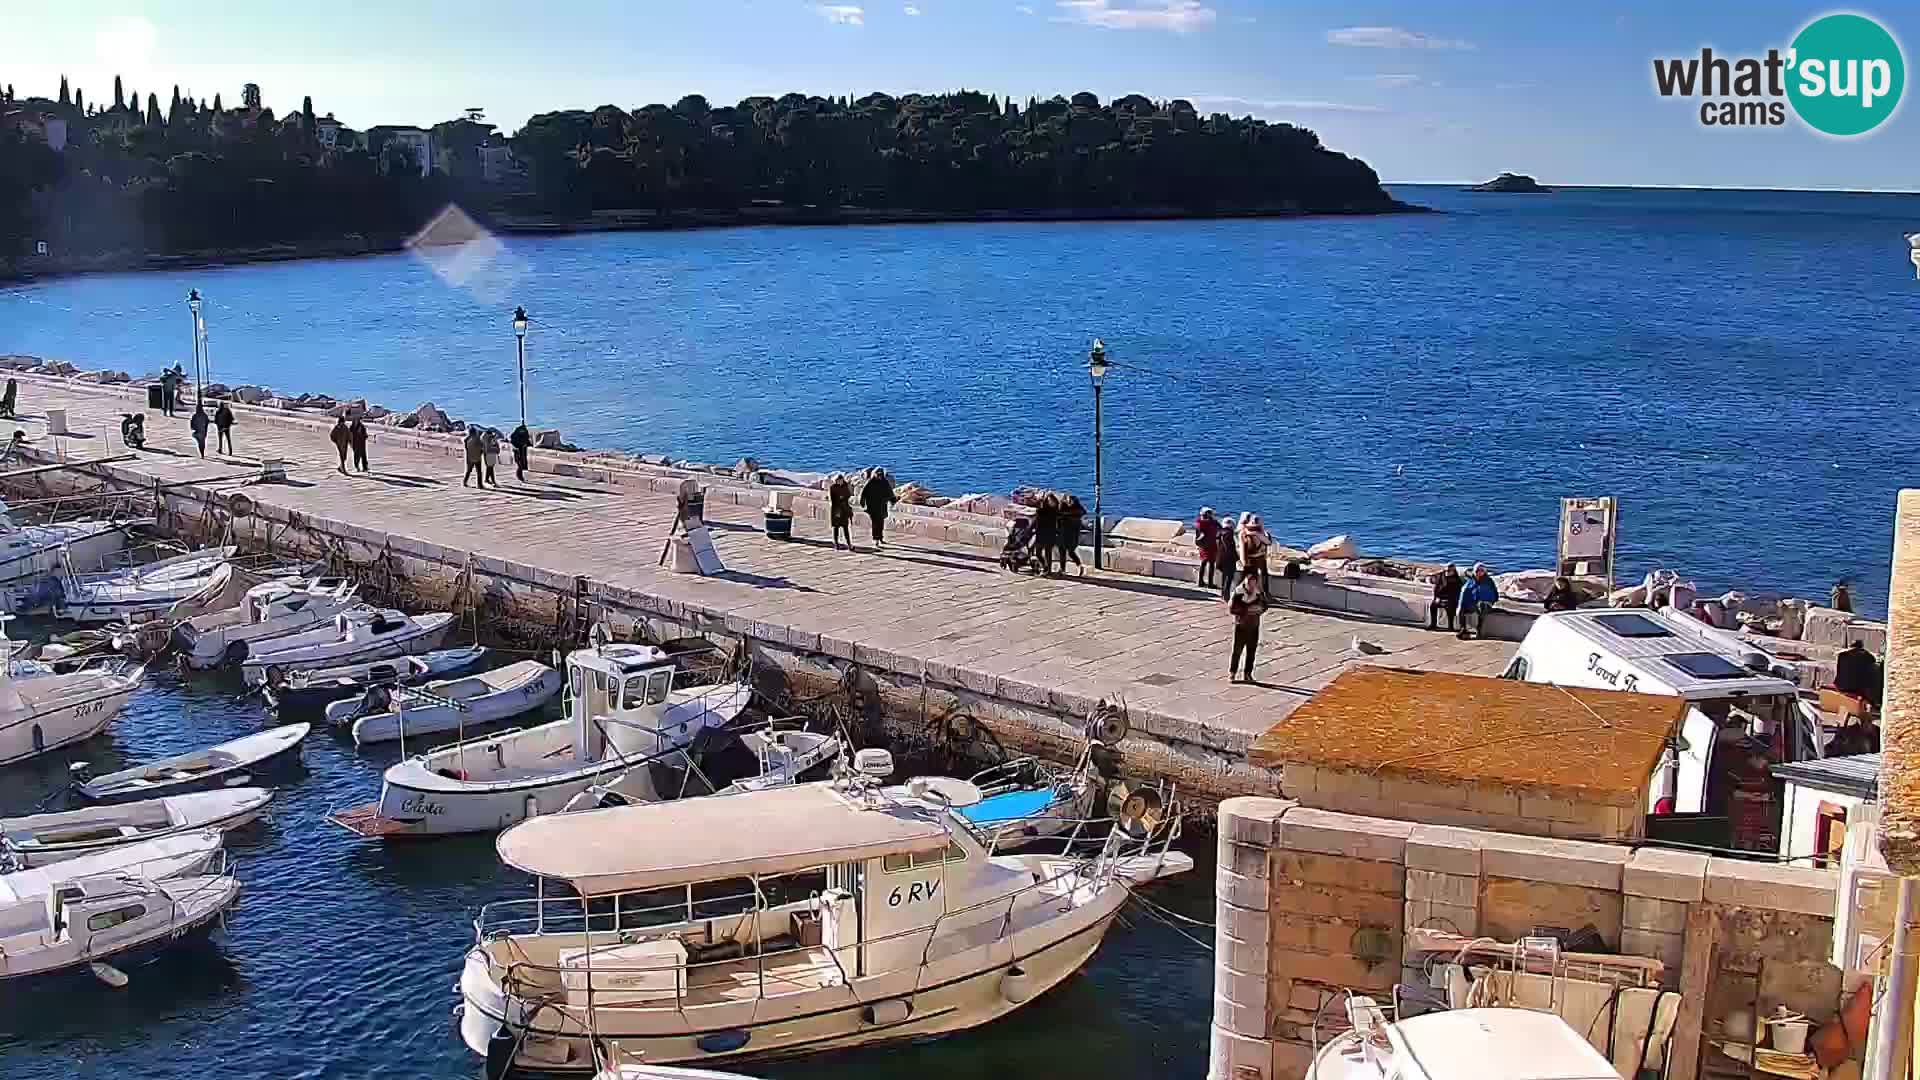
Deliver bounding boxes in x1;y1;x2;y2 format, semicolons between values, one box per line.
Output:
816;4;865;25
1372;73;1420;88
1194;94;1385;114
1016;3;1036;11
903;3;921;12
1054;1;1216;32
1326;26;1474;50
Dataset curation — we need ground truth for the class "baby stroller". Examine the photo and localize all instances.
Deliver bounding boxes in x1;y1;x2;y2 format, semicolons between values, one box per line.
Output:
1000;517;1044;574
120;413;146;449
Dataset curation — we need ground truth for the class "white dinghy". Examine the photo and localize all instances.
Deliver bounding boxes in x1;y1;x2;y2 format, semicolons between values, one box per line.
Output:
329;643;749;838
55;546;237;625
0;830;224;899
0;787;272;866
240;608;457;686
0;616;146;767
175;576;358;670
0;870;239;985
73;723;310;804
341;660;564;746
460;761;1193;1073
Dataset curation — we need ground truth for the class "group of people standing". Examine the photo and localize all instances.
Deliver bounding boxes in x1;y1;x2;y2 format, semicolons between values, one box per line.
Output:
1026;491;1088;576
827;468;900;551
187;401;235;457
1193;507;1274;601
327;415;373;474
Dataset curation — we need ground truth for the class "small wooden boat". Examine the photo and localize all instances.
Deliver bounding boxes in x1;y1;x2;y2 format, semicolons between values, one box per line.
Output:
263;645;490;713
0;787;272;866
0;871;240;985
55;546;237;625
0;830;224;900
73;724;310;804
240;608;457;686
343;660;564;746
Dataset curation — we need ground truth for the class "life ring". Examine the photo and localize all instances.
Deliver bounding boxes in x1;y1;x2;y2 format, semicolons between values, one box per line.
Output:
228;492;255;519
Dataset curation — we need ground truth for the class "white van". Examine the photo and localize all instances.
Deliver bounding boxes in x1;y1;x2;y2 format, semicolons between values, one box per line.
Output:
1501;608;1820;852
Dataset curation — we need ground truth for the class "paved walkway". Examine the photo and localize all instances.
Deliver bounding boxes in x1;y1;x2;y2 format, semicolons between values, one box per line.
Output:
11;379;1510;745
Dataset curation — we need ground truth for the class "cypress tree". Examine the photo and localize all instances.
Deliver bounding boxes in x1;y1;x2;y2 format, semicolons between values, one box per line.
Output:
213;92;223;113
58;76;70;105
146;92;162;127
301;95;315;136
114;76;124;110
73;88;84;112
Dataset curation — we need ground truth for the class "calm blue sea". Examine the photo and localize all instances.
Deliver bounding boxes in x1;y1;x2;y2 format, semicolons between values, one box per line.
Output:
4;185;1918;615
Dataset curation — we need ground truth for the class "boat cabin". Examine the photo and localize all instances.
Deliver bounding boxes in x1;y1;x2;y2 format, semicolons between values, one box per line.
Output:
0;873;153;951
243;578;353;625
565;643;730;762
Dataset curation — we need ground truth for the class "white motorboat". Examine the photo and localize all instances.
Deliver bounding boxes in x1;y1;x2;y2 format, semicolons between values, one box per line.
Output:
73;723;310;804
0;787;272;866
1309;1001;1622;1080
329;643;750;838
55;546;237;625
264;645;490;713
0;870;239;984
174;576;358;670
460;763;1193;1073
0;499;153;614
240;608;457;687
564;723;843;811
0;830;224;899
340;660;564;746
594;1067;759;1080
0;617;146;767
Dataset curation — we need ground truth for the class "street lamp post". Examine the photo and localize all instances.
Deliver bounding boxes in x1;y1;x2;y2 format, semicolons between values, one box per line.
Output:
512;305;530;430
186;288;204;406
1088;338;1109;571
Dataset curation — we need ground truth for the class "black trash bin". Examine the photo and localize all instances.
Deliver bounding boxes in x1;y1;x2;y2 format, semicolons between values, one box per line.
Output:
147;384;164;410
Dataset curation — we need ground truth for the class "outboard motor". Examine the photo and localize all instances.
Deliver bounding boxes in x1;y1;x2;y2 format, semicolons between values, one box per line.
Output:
120;413;146;449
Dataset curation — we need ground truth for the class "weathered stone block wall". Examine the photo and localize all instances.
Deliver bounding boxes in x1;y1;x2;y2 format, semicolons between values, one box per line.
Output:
1213;799;1846;1080
1279;762;1644;841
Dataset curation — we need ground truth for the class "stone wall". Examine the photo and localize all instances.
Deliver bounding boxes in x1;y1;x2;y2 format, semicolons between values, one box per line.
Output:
1212;798;1849;1080
1276;762;1646;841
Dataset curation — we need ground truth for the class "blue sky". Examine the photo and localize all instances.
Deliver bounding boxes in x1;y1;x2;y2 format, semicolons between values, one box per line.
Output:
2;1;1915;188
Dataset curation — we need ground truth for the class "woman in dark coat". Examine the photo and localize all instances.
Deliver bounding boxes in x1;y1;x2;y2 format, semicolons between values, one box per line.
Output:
1056;494;1086;576
1214;516;1240;601
189;405;210;458
349;417;370;472
1031;493;1058;575
330;416;351;473
509;423;531;482
828;473;855;551
859;467;897;548
213;401;234;454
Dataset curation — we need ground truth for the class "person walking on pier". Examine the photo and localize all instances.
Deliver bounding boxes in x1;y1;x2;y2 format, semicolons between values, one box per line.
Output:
0;378;17;420
1032;493;1057;575
481;428;502;488
213;401;234;455
462;427;485;488
349;416;370;472
1056;494;1086;576
330;416;351;474
1214;515;1240;601
1428;563;1462;631
1457;562;1499;640
860;467;897;548
189;404;210;458
1240;513;1272;597
160;366;182;417
1228;571;1267;684
1195;507;1221;588
509;422;531;482
828;473;855;551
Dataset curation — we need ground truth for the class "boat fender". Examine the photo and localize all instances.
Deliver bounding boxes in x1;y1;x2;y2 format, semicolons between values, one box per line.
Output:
1000;966;1035;1005
695;1029;751;1054
862;998;913;1026
482;1023;520;1080
223;640;250;667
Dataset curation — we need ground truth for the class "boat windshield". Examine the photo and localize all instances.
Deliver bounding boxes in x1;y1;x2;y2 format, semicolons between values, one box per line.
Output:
621;670;671;710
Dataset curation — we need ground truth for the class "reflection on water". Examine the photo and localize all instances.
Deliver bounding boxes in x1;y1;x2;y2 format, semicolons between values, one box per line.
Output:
0;617;1215;1080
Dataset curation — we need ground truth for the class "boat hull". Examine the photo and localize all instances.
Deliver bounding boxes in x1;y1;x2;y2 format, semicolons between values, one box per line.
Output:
330;754;642;838
76;729;307;805
0;676;143;767
0;877;238;983
241;617;456;686
176;600;354;670
265;646;489;713
459;886;1126;1072
1;789;273;866
349;666;564;746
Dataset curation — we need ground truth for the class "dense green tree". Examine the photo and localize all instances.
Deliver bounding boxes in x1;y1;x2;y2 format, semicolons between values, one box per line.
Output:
113;76;123;111
145;93;162;127
242;83;261;111
301;95;315;138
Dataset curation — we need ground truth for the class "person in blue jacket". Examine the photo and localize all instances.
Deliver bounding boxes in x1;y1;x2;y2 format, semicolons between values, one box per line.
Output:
1456;562;1499;640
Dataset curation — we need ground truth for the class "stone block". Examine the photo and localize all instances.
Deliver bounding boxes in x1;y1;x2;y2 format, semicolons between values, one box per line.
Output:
1275;806;1412;864
1215;993;1267;1039
1224;841;1271;881
1381;775;1473;811
1219;866;1269;911
1704;858;1838;917
1220;797;1293;849
1622;895;1688;935
1519;792;1582;822
1620;926;1685;979
1463;783;1523;817
1217;926;1270;975
1405;898;1477;936
1407;869;1478;908
1270;1036;1316;1080
1407;825;1484;876
1279;763;1319;798
1209;1023;1275;1080
1480;877;1621;947
1273;885;1404;925
1266;950;1395;996
1272;852;1403;896
1219;902;1273;948
1479;832;1627;890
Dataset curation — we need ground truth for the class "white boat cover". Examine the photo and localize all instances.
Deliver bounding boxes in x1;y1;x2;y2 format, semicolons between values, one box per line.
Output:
496;782;951;895
0;830;222;902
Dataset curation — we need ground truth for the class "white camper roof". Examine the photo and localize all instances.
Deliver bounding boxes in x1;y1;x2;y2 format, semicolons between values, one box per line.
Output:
1535;609;1800;698
496;782;952;895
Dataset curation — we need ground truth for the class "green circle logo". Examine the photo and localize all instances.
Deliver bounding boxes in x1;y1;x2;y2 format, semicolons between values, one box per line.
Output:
1787;13;1905;136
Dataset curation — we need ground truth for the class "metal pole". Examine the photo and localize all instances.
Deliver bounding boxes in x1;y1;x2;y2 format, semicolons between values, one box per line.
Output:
516;335;527;430
187;309;201;408
1093;380;1103;570
1867;876;1919;1080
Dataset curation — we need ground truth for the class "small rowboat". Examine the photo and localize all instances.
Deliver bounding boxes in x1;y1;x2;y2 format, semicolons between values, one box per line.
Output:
263;645;489;713
342;660;564;746
0;829;224;899
0;787;272;866
73;724;310;804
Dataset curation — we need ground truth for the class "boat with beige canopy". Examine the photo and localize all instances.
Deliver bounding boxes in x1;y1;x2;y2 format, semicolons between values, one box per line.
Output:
458;751;1193;1074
